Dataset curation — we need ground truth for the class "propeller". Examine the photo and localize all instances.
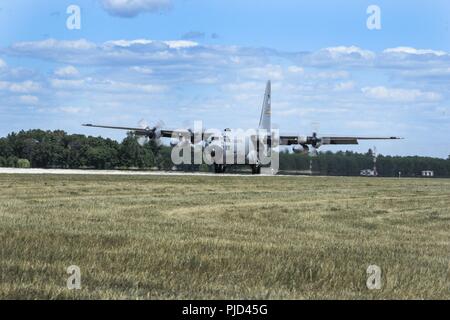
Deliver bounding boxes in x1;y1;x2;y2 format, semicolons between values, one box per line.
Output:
136;119;164;146
308;122;321;156
137;119;150;146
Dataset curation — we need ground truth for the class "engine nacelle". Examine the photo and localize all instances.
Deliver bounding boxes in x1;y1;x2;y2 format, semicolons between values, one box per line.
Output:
153;129;162;140
170;138;180;147
297;136;308;144
293;144;309;154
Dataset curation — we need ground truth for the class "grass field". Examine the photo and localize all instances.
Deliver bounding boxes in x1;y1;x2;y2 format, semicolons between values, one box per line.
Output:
1;173;449;299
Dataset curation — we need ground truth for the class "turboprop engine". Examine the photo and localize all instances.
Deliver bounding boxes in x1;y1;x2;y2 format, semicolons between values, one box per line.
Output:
293;144;309;154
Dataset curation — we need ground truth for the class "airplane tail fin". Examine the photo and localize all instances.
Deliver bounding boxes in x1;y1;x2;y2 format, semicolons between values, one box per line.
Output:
258;80;271;131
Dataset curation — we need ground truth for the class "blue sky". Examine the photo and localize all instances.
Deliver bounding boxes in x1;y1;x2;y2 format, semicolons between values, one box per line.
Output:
0;0;449;157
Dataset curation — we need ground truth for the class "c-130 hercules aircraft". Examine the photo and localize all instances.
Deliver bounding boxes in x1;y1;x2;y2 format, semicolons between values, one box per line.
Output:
83;81;401;174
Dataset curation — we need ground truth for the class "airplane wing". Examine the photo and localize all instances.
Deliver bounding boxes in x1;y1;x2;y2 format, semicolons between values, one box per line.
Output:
83;123;176;138
82;123;214;142
280;135;402;146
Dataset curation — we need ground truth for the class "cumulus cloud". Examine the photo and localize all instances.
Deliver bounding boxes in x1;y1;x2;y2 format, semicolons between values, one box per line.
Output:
50;77;166;94
54;66;80;78
307;70;349;80
130;66;153;74
379;47;450;70
334;81;355;92
11;38;95;52
301;46;376;67
383;47;448;57
58;106;90;114
0;80;41;93
10;39;450;76
287;66;304;74
104;39;198;49
399;68;450;80
18;95;39;105
242;65;284;81
324;46;376;60
361;86;442;103
100;0;172;18
6;38;246;68
7;39;226;67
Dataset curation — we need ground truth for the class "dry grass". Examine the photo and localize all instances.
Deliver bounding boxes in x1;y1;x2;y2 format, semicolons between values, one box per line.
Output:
1;174;449;299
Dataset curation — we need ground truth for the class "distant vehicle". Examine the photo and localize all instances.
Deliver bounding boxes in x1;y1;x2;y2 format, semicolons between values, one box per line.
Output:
83;81;402;174
360;169;377;177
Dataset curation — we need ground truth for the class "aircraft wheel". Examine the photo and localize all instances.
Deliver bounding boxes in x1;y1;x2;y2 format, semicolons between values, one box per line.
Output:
251;165;261;175
214;164;225;173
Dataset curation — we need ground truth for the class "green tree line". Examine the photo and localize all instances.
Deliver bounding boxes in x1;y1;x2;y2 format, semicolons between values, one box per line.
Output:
1;130;449;177
279;151;450;177
0;130;172;170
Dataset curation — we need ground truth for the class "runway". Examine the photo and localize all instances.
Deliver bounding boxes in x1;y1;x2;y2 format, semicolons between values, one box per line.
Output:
0;167;282;177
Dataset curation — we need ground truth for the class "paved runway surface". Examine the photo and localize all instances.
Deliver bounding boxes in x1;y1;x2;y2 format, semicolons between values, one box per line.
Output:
0;168;280;177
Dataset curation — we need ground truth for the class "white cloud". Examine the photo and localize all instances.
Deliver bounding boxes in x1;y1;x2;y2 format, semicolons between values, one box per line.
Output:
163;40;198;49
242;64;284;81
195;77;219;84
361;86;442;103
0;80;41;93
105;39;198;49
308;70;350;80
130;66;153;74
100;0;172;18
302;46;376;67
0;58;6;69
54;66;80;78
324;46;376;60
8;39;237;68
50;77;166;94
399;68;450;80
11;81;41;93
334;81;355;92
50;79;85;89
58;107;83;114
18;95;39;105
8;40;450;75
383;47;448;57
11;38;95;52
379;47;450;69
221;81;264;92
287;66;304;74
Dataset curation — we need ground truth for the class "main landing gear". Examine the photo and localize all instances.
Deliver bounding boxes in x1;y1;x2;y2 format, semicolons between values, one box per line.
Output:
214;164;226;173
251;164;261;175
213;164;261;174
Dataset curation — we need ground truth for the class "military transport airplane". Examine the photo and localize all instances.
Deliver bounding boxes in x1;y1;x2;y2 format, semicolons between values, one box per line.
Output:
83;81;402;174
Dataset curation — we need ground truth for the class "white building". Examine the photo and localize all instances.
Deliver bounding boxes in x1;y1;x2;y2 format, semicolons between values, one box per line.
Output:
421;170;434;177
